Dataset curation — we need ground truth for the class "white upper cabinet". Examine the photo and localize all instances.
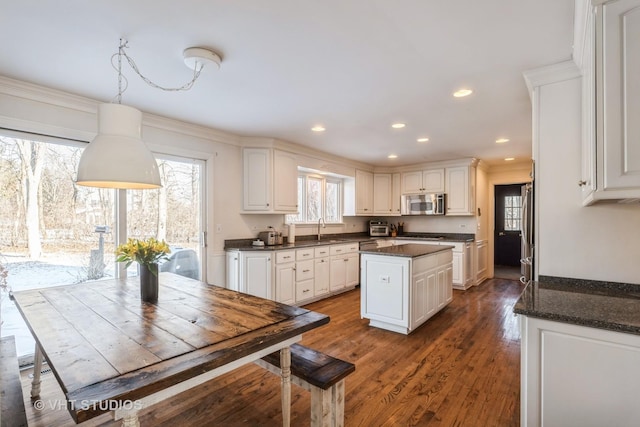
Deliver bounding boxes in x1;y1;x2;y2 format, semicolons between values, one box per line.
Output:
242;148;298;213
401;169;445;194
391;173;401;215
580;0;640;204
369;172;401;216
273;150;299;211
355;169;374;215
445;165;476;216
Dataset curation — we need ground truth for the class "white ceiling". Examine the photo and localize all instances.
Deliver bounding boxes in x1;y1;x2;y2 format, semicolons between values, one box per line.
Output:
0;0;574;166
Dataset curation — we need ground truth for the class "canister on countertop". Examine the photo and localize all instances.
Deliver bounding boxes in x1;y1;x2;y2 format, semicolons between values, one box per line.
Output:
288;223;295;243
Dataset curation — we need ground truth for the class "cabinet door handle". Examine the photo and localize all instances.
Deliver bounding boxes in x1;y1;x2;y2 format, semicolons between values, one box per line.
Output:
292;266;296;271
303;254;310;257
303;289;310;293
578;180;587;187
320;259;325;263
284;256;291;259
344;259;348;262
303;269;310;273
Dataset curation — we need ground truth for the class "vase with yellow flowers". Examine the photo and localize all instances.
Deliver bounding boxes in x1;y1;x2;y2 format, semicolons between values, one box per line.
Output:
115;238;170;302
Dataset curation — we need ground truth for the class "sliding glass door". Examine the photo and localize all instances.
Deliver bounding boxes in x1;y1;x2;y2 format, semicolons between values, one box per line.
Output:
0;133;206;361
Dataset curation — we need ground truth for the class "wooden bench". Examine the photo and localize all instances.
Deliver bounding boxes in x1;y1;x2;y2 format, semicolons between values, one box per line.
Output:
256;343;355;427
0;335;28;427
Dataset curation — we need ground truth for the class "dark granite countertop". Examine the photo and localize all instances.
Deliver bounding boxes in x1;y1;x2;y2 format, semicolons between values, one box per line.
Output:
359;243;454;258
391;232;475;242
225;232;475;251
224;233;374;251
513;278;640;336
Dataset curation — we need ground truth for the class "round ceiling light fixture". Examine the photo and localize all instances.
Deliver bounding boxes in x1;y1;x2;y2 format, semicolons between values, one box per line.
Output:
453;88;473;98
183;47;222;70
495;138;510;144
388;154;398;159
417;137;429;142
504;157;515;161
391;123;406;129
311;125;326;132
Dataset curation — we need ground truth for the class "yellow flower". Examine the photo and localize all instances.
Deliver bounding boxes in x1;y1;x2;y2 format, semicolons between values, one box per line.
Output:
115;237;170;271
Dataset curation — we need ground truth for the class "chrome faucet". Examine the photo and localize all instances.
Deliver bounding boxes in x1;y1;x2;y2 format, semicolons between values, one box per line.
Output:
317;217;326;241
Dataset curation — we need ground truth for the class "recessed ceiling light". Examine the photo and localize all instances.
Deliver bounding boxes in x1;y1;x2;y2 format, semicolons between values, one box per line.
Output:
504;157;515;161
388;154;398;159
417;137;429;143
495;138;510;144
391;123;406;129
311;125;326;132
453;89;473;98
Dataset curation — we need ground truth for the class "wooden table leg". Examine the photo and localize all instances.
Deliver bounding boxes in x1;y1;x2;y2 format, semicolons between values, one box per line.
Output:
280;346;291;427
31;343;43;399
121;414;140;427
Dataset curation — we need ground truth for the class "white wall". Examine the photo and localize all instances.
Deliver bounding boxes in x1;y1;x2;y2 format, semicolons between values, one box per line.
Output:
534;70;640;284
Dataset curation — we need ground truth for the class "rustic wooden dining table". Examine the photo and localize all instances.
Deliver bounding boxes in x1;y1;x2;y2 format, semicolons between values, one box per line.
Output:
12;272;329;426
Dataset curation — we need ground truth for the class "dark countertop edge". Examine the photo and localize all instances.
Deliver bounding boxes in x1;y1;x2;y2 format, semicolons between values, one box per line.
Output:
512;305;640;336
359;244;453;258
537;275;640;293
225;232;475;251
514;276;640;336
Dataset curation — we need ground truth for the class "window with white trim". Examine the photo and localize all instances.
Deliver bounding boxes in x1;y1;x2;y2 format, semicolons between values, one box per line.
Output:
286;173;342;224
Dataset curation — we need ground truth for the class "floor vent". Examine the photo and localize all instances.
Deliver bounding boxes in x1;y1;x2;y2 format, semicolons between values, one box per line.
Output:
29;367;52;378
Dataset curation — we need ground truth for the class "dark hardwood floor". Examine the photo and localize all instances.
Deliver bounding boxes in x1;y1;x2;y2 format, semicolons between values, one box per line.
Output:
22;278;523;426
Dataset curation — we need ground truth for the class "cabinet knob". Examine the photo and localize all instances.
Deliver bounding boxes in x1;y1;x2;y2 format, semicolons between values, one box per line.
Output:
578;180;587;187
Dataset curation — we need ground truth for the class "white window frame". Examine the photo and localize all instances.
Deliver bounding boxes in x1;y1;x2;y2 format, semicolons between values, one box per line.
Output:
287;173;342;224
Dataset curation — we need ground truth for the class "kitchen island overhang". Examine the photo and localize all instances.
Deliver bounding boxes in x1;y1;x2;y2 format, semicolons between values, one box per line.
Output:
360;244;454;334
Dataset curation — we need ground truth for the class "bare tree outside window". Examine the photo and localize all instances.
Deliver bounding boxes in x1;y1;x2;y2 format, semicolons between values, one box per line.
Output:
286;173;342;224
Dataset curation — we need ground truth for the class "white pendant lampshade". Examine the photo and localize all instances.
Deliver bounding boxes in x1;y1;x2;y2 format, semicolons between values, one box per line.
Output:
76;103;161;189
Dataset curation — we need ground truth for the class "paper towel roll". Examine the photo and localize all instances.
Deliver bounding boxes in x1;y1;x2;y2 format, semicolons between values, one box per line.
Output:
288;224;295;243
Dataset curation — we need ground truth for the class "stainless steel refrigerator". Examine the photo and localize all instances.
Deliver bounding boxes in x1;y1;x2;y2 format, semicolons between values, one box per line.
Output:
520;182;534;284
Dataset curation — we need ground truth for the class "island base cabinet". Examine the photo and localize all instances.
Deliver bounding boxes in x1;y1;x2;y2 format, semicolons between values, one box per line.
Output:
361;250;452;335
362;257;409;333
520;316;640;427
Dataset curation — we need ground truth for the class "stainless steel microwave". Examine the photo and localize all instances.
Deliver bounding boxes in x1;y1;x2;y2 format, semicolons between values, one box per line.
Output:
401;193;445;215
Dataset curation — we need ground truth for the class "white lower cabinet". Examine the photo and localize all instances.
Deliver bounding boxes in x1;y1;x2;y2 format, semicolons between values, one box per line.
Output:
361;249;453;334
314;256;330;297
474;239;487;284
226;251;240;291
295;249;314;302
274;250;296;305
239;251;272;299
520;316;640;427
260;242;360;305
329;243;360;292
392;239;473;290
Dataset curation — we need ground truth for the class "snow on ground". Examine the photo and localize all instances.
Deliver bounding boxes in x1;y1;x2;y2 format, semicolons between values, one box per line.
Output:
1;252;115;357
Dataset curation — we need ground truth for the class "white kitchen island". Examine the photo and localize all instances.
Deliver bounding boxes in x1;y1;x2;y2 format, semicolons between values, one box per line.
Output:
360;243;453;334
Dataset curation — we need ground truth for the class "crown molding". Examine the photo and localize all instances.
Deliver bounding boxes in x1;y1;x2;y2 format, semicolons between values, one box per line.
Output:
522;60;581;99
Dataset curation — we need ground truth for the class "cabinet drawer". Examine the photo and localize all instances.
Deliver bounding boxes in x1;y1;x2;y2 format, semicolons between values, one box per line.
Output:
275;250;296;264
296;278;314;302
296;248;315;261
346;243;359;253
330;244;351;256
314;247;331;258
296;260;314;281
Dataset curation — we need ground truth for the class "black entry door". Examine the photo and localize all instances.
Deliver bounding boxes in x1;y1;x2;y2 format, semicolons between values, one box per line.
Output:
495;184;524;266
